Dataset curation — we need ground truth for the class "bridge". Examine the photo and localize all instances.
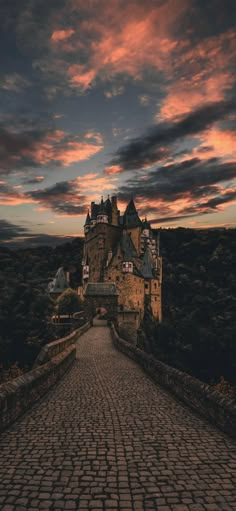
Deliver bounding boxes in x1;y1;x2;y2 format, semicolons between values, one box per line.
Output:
0;324;236;510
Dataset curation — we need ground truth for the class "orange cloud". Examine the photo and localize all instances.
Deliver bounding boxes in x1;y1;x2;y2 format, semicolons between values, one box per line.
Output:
158;28;236;121
195;129;236;160
76;173;118;193
21;130;103;166
158;72;233;121
104;164;124;175
51;29;75;42
62;0;188;89
0;189;33;206
67;65;96;90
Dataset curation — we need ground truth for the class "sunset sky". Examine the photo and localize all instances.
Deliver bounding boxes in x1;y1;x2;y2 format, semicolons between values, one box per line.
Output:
0;0;235;246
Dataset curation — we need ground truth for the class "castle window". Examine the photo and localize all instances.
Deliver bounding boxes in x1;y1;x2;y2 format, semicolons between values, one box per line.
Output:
122;261;133;273
98;237;105;249
145;283;148;289
83;265;89;279
154;283;157;289
116;276;120;282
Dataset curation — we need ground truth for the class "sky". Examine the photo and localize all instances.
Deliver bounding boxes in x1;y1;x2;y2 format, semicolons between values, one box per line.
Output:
0;0;235;246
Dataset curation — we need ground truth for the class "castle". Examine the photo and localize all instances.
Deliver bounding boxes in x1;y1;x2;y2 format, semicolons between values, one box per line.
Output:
81;196;162;330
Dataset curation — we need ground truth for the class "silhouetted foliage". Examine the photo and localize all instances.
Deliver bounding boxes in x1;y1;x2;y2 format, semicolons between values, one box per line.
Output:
1;229;235;388
56;289;82;317
138;228;236;386
0;238;84;380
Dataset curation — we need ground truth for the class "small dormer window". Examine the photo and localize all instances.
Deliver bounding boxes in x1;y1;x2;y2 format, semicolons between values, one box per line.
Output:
122;261;133;273
98;237;105;249
83;265;89;279
97;214;108;224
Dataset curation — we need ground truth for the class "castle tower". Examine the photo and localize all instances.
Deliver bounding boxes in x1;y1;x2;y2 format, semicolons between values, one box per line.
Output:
97;198;108;224
81;197;162;325
84;210;91;234
111;196;119;226
123;199;142;254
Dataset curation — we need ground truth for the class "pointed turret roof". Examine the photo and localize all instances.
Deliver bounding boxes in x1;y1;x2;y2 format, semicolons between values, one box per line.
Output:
105;196;112;214
123;199;142;228
98;197;107;215
120;231;138;260
84;210;91;226
91;203;100;220
140;247;156;279
142;217;151;230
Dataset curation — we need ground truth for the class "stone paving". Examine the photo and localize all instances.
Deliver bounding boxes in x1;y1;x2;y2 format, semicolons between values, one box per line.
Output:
0;326;236;511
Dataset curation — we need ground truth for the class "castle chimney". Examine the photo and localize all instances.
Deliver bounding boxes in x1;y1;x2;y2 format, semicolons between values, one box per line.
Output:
111;196;119;225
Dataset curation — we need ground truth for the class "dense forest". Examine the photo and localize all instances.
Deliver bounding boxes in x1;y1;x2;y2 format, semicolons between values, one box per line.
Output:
0;228;236;391
138;228;236;390
0;238;83;382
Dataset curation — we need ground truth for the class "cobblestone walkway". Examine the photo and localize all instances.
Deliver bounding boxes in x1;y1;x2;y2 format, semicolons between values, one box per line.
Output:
0;326;236;511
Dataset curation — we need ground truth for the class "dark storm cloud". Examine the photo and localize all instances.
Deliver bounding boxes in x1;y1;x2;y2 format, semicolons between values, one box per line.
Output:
9;234;75;248
0;219;75;247
0;0;66;46
0;125;46;174
150;213;209;224
108;99;236;172
22;175;45;185
118;158;236;203
196;190;236;210
0;219;28;241
0;124;103;175
27;181;88;215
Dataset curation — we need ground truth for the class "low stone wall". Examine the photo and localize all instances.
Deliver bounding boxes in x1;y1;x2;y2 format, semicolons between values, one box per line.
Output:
0;321;91;434
0;346;75;434
34;321;91;366
111;324;236;439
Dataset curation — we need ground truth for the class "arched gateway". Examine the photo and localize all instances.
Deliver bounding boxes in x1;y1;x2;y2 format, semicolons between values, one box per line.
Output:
84;282;118;320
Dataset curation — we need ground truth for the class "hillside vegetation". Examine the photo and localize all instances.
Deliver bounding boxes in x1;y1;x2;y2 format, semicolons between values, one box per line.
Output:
0;238;83;382
139;228;236;387
0;229;235;388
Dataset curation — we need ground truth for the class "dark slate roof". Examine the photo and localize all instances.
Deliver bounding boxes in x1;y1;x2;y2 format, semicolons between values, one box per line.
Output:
84;211;91;225
105;197;112;214
140;247;156;279
91;203;100;220
85;283;118;296
142;218;151;230
123;199;142;228
120;231;138;260
98;198;106;214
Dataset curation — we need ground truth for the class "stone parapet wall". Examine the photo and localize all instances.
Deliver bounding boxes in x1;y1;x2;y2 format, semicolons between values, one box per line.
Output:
0;321;92;434
34;321;91;366
110;323;236;439
0;346;75;434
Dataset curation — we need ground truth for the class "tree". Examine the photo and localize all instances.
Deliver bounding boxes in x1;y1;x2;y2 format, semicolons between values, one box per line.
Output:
56;289;82;317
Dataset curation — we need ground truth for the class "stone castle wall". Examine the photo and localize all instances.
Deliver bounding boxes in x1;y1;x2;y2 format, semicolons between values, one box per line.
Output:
106;255;145;318
110;323;236;439
0;322;91;434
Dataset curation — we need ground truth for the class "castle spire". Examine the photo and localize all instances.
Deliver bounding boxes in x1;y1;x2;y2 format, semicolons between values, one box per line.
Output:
84;210;91;226
123;199;142;228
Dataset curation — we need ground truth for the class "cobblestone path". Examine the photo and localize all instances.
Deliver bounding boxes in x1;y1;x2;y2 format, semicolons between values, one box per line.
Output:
0;326;236;511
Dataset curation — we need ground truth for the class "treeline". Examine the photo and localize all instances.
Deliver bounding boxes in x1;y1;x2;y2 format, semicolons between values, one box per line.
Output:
0;238;84;380
138;228;236;387
1;228;236;388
